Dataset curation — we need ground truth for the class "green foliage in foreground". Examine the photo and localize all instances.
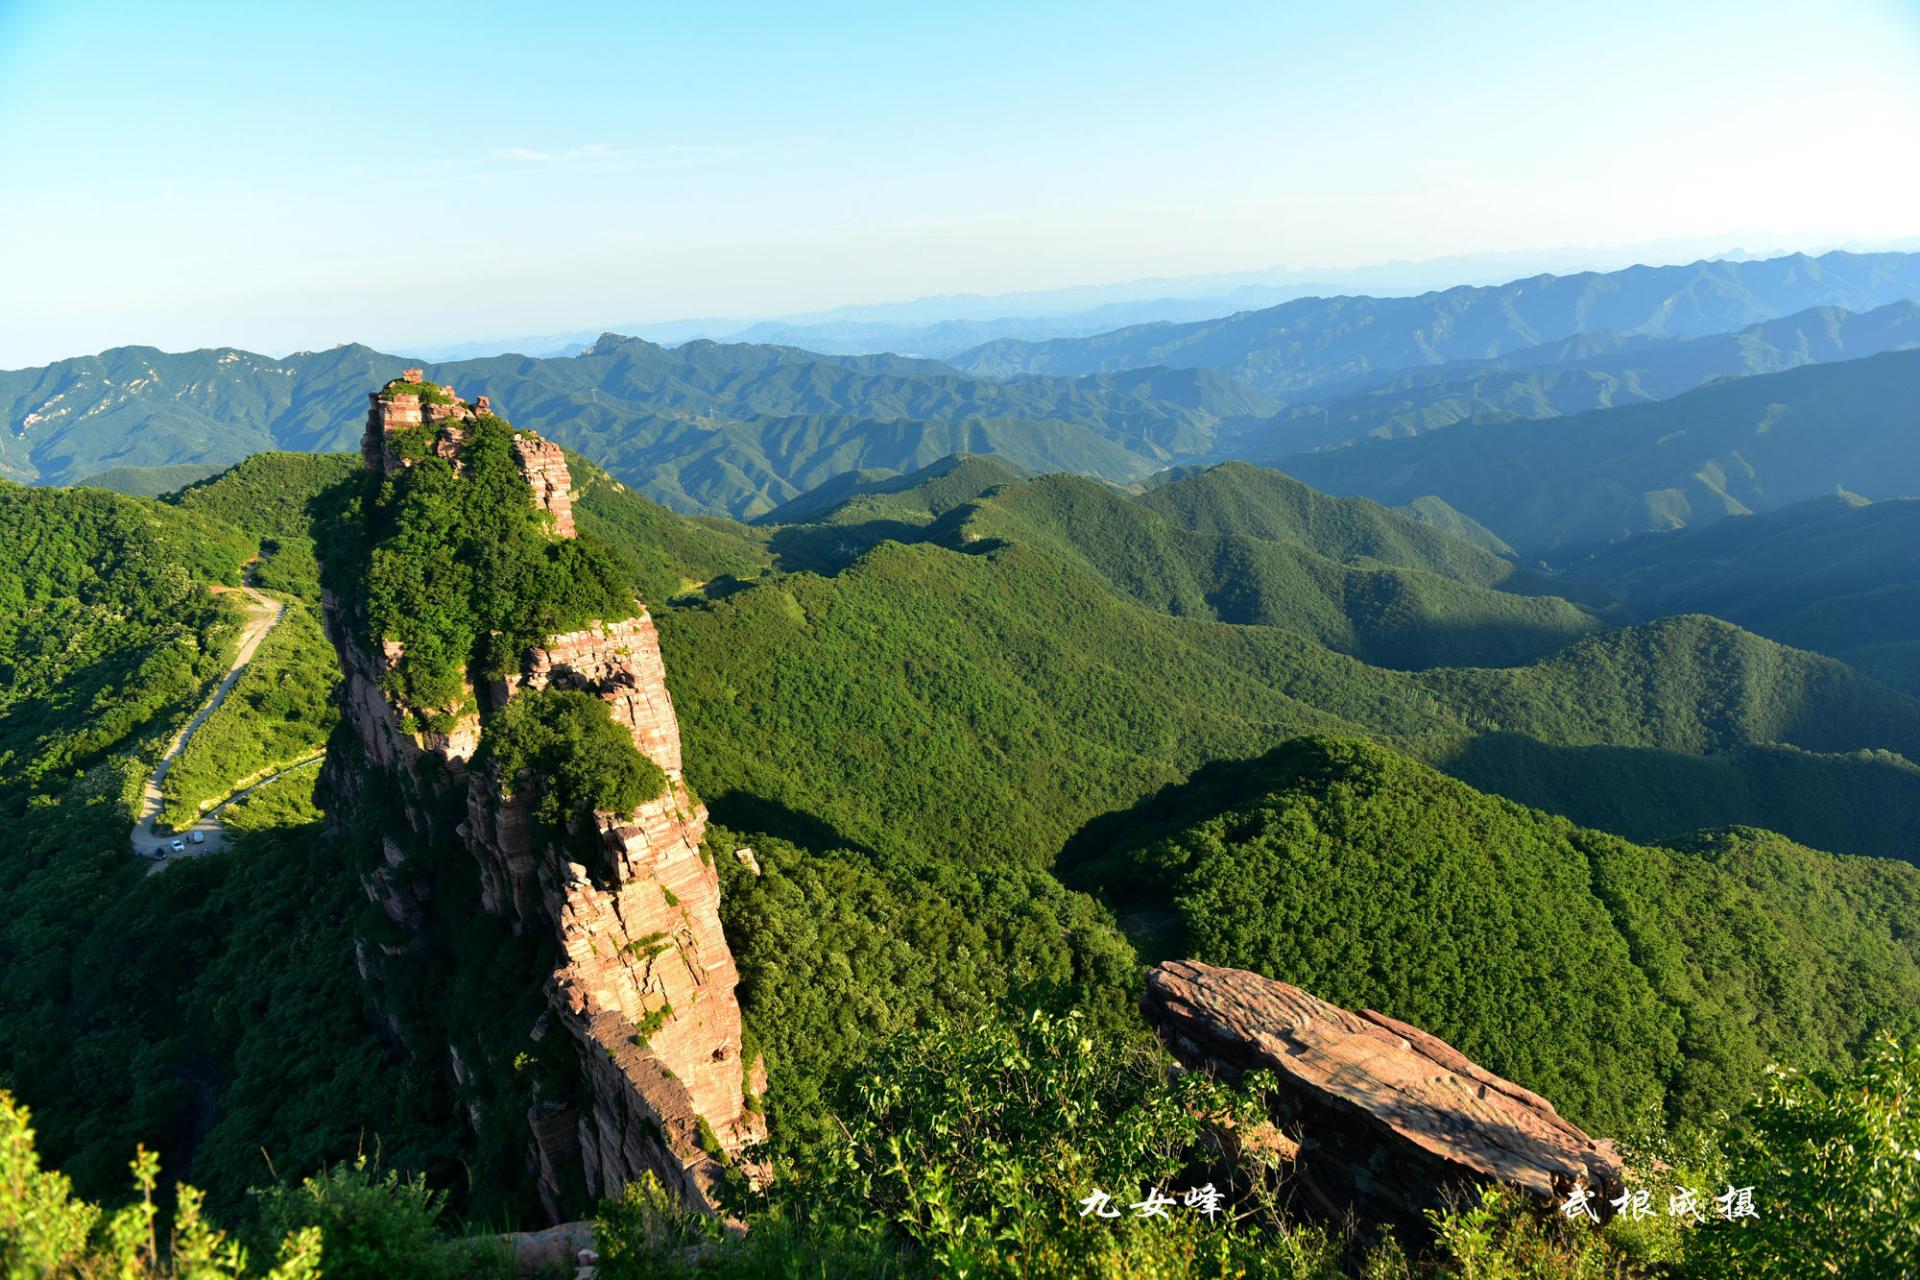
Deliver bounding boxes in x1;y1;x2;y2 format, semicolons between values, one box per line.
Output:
598;1004;1914;1279
1684;1034;1920;1279
707;825;1139;1154
1072;736;1920;1134
2;1009;1909;1279
0;758;462;1216
157;601;337;830
252;1159;506;1280
0;1092;322;1278
599;1007;1357;1280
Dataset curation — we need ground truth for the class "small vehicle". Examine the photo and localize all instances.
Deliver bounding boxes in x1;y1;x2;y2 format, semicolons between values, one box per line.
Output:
169;839;185;853
153;847;167;860
190;830;206;845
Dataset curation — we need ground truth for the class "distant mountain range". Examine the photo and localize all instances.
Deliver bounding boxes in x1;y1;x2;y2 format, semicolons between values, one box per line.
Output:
0;336;1276;513
1225;299;1920;457
413;239;1799;361
947;251;1920;397
12;249;1920;541
1567;493;1920;696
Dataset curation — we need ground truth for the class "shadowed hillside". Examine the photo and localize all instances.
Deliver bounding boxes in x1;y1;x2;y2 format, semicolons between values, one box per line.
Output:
1282;348;1920;557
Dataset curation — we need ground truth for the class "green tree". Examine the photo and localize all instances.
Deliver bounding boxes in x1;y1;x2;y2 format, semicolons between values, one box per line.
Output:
1685;1034;1920;1279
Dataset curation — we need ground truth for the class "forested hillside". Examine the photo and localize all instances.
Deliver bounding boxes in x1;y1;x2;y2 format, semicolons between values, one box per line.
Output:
1283;348;1920;557
0;481;253;785
13;250;1920;538
1066;735;1920;1132
936;473;1607;668
1228;298;1920;457
0;336;1268;515
752;452;1027;526
0;471;448;1208
1568;493;1920;695
6;437;1920;1277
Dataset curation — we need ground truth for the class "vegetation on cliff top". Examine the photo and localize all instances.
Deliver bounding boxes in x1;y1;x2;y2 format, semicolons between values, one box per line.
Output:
480;687;668;863
344;413;635;717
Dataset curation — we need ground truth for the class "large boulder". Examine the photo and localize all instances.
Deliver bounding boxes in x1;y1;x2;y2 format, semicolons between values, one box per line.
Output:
1142;960;1625;1234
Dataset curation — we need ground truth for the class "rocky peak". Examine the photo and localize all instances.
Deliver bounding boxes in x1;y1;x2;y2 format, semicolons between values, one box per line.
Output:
362;373;575;536
325;380;761;1220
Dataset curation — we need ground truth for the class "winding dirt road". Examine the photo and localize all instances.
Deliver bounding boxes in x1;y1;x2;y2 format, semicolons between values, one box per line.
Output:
129;583;285;867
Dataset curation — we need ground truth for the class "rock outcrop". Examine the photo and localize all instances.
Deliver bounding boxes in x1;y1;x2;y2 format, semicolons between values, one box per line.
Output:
1142;960;1625;1236
325;373;763;1220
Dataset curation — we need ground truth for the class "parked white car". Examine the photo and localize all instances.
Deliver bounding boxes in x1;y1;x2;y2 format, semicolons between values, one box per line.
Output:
169;839;185;853
190;830;206;845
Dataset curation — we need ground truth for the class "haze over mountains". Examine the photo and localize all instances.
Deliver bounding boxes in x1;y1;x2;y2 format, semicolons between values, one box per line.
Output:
947;250;1920;392
410;239;1807;361
1285;348;1920;555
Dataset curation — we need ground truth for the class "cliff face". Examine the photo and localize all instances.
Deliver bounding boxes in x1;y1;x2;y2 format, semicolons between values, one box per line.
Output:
325;372;763;1219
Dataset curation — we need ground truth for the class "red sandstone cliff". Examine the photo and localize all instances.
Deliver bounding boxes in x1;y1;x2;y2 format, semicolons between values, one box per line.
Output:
327;372;762;1218
1142;960;1626;1237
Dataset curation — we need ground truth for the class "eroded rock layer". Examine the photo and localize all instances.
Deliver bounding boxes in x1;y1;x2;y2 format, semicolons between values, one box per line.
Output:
1142;960;1624;1234
325;373;762;1219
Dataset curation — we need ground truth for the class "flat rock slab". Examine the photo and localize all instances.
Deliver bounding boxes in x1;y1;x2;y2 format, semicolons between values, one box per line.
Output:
1142;960;1624;1230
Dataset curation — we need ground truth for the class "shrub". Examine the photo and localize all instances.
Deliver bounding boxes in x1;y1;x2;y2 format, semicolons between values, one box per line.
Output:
1683;1033;1920;1279
377;381;453;406
0;1090;321;1278
736;1006;1343;1278
482;688;667;844
252;1157;485;1280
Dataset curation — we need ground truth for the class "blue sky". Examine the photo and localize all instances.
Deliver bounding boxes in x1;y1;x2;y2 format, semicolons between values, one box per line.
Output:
2;0;1918;365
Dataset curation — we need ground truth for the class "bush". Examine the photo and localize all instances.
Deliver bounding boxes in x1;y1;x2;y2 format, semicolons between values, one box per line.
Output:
728;1006;1348;1279
1684;1033;1920;1279
481;687;667;855
0;1090;321;1278
378;381;453;407
252;1158;494;1280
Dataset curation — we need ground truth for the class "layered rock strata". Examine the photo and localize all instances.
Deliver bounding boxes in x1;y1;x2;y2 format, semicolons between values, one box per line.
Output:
1142;960;1625;1235
328;374;763;1219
